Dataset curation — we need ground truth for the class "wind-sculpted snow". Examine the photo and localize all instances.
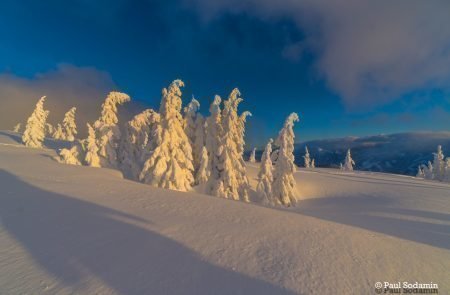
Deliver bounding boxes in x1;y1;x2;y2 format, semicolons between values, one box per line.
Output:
1;133;450;294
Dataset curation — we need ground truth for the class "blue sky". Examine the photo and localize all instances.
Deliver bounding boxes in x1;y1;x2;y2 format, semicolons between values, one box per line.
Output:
1;0;450;147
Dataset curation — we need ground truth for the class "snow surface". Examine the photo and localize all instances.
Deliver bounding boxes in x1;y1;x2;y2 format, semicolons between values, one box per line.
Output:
1;131;449;294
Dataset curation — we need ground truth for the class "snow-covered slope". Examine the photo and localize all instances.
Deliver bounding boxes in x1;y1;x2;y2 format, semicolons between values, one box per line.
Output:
1;131;449;294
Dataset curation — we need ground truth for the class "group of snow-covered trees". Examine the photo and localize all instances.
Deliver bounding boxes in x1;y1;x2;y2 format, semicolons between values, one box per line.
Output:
19;96;78;148
416;145;450;183
16;80;303;207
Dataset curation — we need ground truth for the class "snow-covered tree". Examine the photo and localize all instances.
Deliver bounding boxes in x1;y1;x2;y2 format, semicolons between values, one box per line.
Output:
58;146;82;165
416;165;425;178
62;107;77;141
22;96;49;148
249;148;256;163
423;161;433;180
85;123;101;167
444;158;450;183
311;159;315;168
271;149;279;164
13;123;21;133
52;123;64;140
432;145;445;181
139;80;194;191
272;113;299;207
342;149;355;171
205;95;223;194
94;91;131;167
303;146;311;168
339;163;343;170
184;97;204;172
257;138;274;205
118;109;158;179
214;88;250;202
195;146;210;185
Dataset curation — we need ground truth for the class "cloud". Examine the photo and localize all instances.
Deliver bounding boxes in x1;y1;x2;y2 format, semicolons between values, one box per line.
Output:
0;64;116;133
184;0;450;109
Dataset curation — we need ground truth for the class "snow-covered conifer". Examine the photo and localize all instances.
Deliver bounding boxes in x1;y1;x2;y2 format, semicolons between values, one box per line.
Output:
416;165;425;178
303;146;311;168
62;107;77;141
249;148;256;163
423;161;433;179
432;145;445;181
311;159;315;168
139;80;194;191
444;158;450;183
52;124;65;140
184;97;204;172
13;123;21;133
118;109;158;179
215;88;250;202
94;91;131;167
257;138;274;204
343;149;355;171
85;123;101;167
205;95;223;193
45;123;54;136
339;163;343;170
22;96;49;148
272;113;299;207
196;146;210;185
58;146;82;165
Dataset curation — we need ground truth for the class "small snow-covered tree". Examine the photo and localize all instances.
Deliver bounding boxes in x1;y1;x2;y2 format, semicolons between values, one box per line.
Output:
22;96;49;148
311;159;315;168
94;91;131;167
184;97;204;172
85;123;101;167
62;107;77;141
432;145;445;181
52;123;65;140
45;123;54;136
196;146;210;185
118;109;158;179
13;123;21;133
303;146;311;168
416;165;425;178
249;148;256;163
58;146;82;165
423;161;433;179
205;95;223;194
215;88;250;202
257;138;274;205
444;158;450;183
272;113;299;207
139;80;194;191
342;149;355;171
339;163;343;170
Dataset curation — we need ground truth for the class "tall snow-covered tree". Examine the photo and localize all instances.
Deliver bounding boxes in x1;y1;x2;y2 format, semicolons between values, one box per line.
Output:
249;148;256;163
184;97;204;172
22;96;49;148
13;123;21;133
195;146;210;185
215;88;250;202
303;146;311;168
432;145;445;181
62;107;77;141
205;95;223;194
257;138;274;205
118;109;158;179
139;80;194;191
273;113;299;207
94;91;131;167
85;123;101;167
343;149;355;171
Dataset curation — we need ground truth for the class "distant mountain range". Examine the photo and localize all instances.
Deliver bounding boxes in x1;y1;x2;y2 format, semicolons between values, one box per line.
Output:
293;132;450;176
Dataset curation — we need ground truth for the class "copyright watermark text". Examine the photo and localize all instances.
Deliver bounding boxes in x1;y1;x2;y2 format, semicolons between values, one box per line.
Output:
374;281;439;294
